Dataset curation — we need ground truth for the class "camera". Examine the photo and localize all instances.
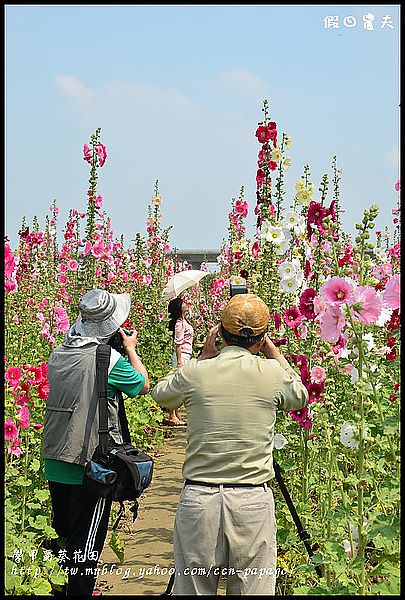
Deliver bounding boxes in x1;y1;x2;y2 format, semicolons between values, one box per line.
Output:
230;276;248;297
108;328;133;356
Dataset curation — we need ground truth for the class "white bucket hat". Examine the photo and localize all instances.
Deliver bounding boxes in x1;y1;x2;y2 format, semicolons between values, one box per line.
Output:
74;289;131;339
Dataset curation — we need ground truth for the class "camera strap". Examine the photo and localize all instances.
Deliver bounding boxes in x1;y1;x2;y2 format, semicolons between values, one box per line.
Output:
96;344;112;457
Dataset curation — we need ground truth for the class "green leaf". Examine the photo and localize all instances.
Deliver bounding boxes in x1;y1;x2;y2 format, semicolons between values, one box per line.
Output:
34;489;50;502
109;528;125;563
32;458;41;472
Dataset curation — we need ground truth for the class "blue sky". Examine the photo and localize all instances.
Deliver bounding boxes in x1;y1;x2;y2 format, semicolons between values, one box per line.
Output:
5;4;400;252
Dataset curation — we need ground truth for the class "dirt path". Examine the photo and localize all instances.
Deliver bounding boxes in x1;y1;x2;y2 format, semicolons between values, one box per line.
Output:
96;426;187;596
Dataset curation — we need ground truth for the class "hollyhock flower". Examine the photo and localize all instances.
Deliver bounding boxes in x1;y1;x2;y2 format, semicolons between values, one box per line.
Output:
25;366;43;385
7;439;23;457
17;406;30;430
349;286;382;325
343;539;358;558
279;261;297;278
284;136;292;149
382;274;400;310
320;305;345;344
311;366;326;383
5;419;19;440
33;423;44;431
95;195;103;209
273;312;282;330
96;143;107;167
362;333;375;351
307;382;325;403
284;211;300;229
320;277;353;306
256;168;265;187
83;144;92;163
270;147;282;162
307;201;328;226
67;259;79;272
340;422;369;450
235;198;248;218
281;156;292;170
255;125;272;144
38;380;50;400
395;180;401;191
91;244;104;258
283;307;302;328
299;288;317;320
5;367;23;389
274;433;289;450
280;277;300;294
387;308;400;331
58;274;68;286
262;225;285;246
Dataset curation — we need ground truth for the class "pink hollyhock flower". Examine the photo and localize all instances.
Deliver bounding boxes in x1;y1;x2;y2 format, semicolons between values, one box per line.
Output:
255;125;272;144
95;194;103;209
164;243;171;254
4;243;16;279
320;277;353;306
33;423;44;431
8;439;23;457
5;367;23;389
382;274;400;311
17;406;30;430
83;144;92;163
144;274;152;286
252;241;260;259
311;366;326;383
67;259;79;272
58;274;68;285
395;180;401;191
91;244;104;258
349;286;382;324
299;288;317;320
96;143;107;167
4;419;18;440
16;395;30;407
25;366;43;385
321;305;345;343
283;306;302;328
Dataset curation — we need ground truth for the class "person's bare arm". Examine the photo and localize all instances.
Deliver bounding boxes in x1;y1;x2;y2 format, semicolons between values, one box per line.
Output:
120;329;150;394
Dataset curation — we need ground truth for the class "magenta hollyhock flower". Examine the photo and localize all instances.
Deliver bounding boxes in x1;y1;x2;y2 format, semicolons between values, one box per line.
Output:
320;277;353;306
321;305;345;343
38;380;50;400
4;419;19;440
252;241;260;259
95;195;103;209
273;312;282;330
25;366;43;385
83;144;92;163
8;439;23;457
255;125;272;144
33;423;44;431
96;143;107;167
235;198;248;218
256;168;265;188
349;286;382;324
382;274;400;311
307;201;328;227
17;406;30;430
299;288;317;320
307;381;325;403
395;180;400;191
4;243;16;279
311;365;326;383
283;307;302;328
5;367;23;389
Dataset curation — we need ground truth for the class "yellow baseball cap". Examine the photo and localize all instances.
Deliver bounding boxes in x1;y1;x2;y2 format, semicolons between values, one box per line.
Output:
221;293;269;337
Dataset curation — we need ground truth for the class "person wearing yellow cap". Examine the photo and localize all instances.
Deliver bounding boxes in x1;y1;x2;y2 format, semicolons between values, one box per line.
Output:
151;293;308;596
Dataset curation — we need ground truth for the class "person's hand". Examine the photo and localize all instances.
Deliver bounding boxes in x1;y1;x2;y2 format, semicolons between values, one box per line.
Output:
120;328;138;354
198;324;221;361
261;334;280;359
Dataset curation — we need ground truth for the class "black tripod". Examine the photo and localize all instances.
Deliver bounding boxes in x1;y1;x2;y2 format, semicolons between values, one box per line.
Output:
161;460;321;595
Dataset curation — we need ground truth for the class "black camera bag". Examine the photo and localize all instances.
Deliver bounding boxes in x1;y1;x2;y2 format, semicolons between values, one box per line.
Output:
83;344;154;529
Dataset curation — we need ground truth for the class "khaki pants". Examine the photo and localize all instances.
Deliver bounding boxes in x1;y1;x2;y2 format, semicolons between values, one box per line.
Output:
172;483;277;595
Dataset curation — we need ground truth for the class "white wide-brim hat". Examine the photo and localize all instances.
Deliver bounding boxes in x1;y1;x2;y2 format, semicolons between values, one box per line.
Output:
74;289;131;339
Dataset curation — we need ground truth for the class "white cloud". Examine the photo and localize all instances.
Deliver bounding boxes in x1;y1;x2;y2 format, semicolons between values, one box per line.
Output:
55;75;93;105
215;68;269;98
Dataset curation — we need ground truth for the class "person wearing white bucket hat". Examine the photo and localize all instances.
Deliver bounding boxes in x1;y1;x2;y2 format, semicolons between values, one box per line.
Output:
42;289;149;596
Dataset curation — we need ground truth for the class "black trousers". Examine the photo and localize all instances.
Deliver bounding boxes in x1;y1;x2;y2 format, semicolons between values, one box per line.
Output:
49;481;113;596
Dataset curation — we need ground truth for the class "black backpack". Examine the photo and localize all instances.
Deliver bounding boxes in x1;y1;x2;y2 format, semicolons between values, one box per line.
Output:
83;344;154;529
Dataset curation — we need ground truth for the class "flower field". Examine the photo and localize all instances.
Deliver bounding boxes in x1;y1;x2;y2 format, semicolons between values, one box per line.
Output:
4;101;400;595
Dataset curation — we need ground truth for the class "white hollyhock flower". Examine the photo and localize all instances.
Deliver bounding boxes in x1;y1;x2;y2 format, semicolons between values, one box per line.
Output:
279;261;297;278
375;295;392;327
284;135;292;149
281;156;292;171
363;333;375;351
343;539;358;557
340;422;369;449
284;211;300;229
280;276;300;294
293;217;306;236
263;225;285;245
275;240;290;256
351;367;359;384
274;433;289;449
